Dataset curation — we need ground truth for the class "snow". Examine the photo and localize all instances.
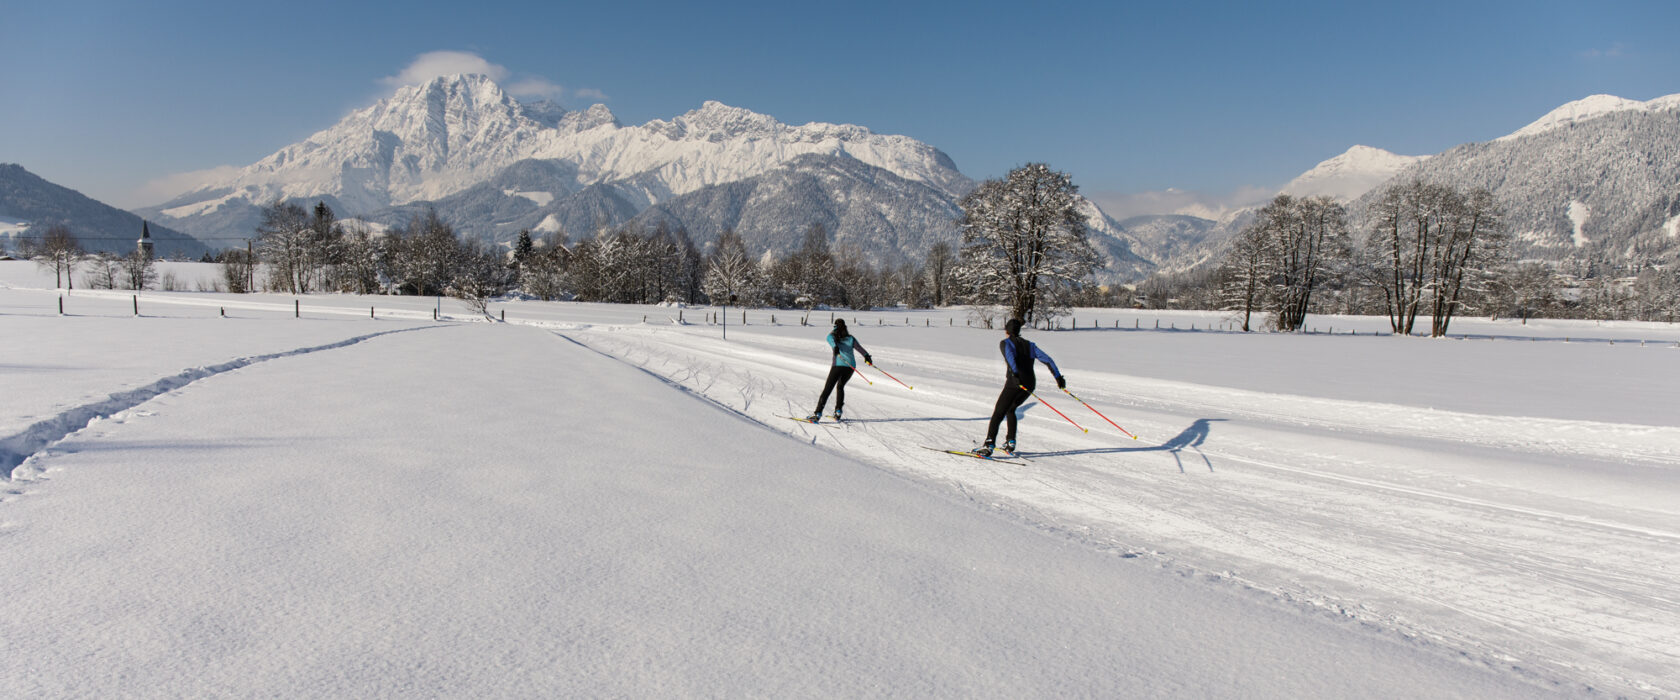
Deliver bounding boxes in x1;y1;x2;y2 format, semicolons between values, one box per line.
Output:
1278;145;1427;201
153;74;972;217
3;262;1677;697
1665;213;1680;239
1568;200;1591;247
1499;93;1680;141
532;213;563;233
161;190;241;218
0;216;29;237
505;189;554;207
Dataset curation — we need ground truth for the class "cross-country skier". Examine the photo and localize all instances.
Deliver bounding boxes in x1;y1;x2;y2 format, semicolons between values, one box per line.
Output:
808;319;872;422
976;317;1065;456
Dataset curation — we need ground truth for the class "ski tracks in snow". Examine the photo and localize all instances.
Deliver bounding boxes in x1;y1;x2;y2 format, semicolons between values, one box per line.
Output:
562;323;1680;697
2;327;435;482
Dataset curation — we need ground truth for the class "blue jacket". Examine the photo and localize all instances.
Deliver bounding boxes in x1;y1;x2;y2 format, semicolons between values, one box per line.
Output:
1001;336;1061;388
828;333;870;368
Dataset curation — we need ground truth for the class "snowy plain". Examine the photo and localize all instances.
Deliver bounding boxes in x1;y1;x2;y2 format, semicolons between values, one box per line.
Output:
2;262;1677;697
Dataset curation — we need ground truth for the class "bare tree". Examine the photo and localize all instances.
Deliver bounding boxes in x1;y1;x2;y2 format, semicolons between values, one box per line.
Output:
520;231;570;301
255;201;312;293
952;163;1099;323
1488;261;1562;323
702;229;765;306
449;238;511;318
32;225;85;289
382;209;463;296
84;252;122;290
923;240;955;307
1362;180;1506;336
1427;188;1506;336
334;221;383;294
1218;220;1275;331
219;247;256;293
1253;195;1350;331
121;250;157;291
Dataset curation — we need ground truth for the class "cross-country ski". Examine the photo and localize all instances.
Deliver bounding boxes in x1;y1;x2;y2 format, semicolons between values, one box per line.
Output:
921;446;1027;466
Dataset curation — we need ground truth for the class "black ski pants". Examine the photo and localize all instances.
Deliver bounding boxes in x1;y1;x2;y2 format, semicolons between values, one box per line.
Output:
815;364;853;413
984;380;1034;444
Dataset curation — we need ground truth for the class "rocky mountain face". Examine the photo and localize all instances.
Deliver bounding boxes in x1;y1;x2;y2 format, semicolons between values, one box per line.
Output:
0;164;207;259
136;74;1148;281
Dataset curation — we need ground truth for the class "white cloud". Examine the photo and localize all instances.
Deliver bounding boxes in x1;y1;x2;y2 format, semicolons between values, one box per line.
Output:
381;51;511;89
379;51;593;104
507;77;565;101
1578;42;1628;60
131;165;244;207
574;88;609;102
1088;186;1274;221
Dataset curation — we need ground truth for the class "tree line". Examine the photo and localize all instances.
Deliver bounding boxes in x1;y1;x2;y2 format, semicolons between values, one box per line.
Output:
191;163;1109;321
15;166;1673;329
14;224;160;291
1190;179;1680;333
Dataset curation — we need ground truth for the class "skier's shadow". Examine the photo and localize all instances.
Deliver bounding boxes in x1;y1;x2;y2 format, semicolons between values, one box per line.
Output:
1158;418;1225;473
1024;418;1227;473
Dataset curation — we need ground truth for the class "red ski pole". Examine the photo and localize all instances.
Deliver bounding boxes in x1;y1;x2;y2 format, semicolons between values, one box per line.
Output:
1023;386;1087;434
867;362;912;390
850;366;873;385
1062;388;1138;440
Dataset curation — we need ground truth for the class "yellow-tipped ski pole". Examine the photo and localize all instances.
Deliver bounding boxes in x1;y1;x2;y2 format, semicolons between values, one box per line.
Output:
1063;387;1138;440
850;366;873;385
1024;385;1087;433
868;362;912;390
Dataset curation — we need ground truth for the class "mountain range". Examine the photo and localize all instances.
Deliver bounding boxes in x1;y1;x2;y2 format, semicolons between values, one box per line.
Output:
9;78;1677;283
1142;93;1680;276
129;74;1149;278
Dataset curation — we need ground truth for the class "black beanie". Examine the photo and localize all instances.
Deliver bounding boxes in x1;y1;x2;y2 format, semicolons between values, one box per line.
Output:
1005;318;1024;336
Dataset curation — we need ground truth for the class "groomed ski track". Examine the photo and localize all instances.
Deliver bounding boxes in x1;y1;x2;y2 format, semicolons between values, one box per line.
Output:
560;321;1680;697
4;284;1672;695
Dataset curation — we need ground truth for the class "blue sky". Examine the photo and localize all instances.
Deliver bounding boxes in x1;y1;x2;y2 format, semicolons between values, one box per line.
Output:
3;0;1676;216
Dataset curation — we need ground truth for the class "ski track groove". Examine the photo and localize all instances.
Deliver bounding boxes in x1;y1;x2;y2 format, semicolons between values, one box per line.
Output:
561;323;1680;697
3;326;433;481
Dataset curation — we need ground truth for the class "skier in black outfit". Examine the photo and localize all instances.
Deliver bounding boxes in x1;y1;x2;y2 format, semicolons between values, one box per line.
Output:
808;319;872;422
976;317;1065;456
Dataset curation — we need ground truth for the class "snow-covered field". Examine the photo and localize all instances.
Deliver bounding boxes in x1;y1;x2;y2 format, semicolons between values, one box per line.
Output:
3;261;1676;697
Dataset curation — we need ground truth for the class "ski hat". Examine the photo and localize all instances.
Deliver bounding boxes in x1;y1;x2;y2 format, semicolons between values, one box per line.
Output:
1005;318;1025;336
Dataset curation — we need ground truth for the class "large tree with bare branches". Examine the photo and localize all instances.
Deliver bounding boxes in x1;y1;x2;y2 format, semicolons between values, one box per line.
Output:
952;163;1099;323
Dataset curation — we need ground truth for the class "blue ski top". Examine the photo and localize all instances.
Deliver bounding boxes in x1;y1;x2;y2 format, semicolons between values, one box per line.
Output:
828;333;871;368
1001;336;1061;387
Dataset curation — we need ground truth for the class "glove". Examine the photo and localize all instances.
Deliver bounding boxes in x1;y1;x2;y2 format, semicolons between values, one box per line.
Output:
1056;375;1067;390
864;354;874;365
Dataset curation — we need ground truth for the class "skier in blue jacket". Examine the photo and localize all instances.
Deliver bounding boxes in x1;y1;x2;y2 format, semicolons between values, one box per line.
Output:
808;319;872;422
977;317;1065;456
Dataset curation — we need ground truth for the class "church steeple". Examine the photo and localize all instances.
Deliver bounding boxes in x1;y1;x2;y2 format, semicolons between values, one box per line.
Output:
138;220;154;259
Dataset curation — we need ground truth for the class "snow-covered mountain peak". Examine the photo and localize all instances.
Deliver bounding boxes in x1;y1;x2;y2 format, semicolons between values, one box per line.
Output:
566;104;619;131
640;100;789;141
1279;145;1426;201
144;73;979;238
1498;93;1680;141
518;99;569;128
